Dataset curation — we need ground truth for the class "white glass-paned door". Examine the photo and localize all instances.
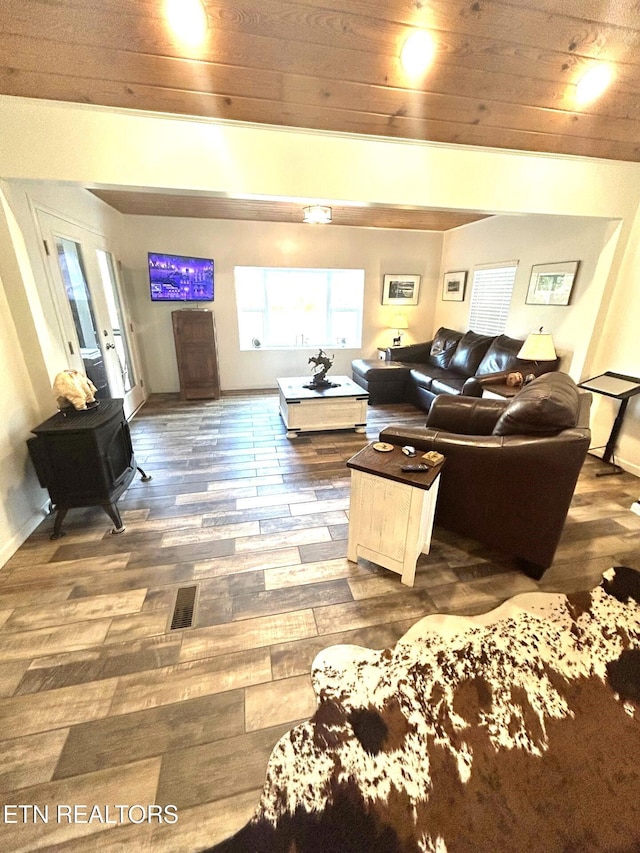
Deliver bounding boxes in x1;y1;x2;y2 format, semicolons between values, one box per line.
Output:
55;236;109;396
97;249;135;394
37;210;145;418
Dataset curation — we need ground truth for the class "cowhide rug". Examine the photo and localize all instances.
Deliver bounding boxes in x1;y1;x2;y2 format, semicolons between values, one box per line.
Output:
206;566;640;852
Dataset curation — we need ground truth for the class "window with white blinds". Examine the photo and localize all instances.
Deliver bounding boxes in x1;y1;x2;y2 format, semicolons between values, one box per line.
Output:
468;262;518;336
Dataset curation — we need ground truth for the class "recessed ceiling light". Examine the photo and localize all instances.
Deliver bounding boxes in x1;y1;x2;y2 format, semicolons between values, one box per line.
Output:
400;31;436;78
165;0;208;46
575;63;614;105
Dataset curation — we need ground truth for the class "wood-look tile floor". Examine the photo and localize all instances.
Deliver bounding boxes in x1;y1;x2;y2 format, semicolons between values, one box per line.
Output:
1;393;639;852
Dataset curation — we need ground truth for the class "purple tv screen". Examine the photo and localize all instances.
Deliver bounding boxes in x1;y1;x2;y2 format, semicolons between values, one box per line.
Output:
148;253;214;302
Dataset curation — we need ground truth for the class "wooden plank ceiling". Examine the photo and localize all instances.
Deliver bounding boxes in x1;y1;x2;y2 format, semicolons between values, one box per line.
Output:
87;190;492;230
2;0;640;228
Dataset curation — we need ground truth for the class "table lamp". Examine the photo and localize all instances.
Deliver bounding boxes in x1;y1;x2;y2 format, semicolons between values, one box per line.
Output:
391;314;408;347
517;327;557;383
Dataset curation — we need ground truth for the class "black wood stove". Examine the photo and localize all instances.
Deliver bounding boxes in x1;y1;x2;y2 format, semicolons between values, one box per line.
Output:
27;399;151;539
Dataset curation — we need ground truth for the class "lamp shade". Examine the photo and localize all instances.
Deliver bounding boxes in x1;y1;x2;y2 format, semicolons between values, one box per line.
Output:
517;329;557;361
392;313;409;330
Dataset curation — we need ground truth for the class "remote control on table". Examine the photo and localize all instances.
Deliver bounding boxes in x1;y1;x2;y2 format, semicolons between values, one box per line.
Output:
401;463;430;472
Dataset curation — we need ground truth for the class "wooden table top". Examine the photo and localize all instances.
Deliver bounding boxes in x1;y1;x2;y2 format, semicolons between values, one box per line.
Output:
346;442;443;491
277;376;368;401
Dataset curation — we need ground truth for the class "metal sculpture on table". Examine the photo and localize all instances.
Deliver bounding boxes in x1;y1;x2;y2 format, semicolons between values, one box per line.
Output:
305;349;340;389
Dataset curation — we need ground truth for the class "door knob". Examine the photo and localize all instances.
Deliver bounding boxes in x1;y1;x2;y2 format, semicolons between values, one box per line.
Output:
106;343;116;350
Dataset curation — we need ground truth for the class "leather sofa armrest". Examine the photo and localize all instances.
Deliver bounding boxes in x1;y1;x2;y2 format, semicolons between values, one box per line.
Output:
386;340;433;363
471;369;515;386
425;395;507;435
379;426;591;469
379;424;446;451
379;424;588;453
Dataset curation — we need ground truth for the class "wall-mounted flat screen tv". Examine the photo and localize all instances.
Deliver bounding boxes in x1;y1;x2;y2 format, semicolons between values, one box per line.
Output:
148;252;214;302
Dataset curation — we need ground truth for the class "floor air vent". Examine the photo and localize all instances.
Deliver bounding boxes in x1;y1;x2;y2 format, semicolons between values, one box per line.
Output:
170;585;198;630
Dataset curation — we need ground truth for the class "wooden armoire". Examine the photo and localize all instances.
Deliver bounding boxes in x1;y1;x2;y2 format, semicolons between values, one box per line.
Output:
172;310;220;400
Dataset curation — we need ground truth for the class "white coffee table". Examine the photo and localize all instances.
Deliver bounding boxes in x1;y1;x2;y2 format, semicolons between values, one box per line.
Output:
277;375;369;438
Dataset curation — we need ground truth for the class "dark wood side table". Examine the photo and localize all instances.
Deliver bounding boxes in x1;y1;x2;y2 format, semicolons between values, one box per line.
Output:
578;371;640;476
346;443;444;586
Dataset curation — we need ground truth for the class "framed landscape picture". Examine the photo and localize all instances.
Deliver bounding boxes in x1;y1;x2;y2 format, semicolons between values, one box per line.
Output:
442;270;467;301
382;274;421;306
526;261;579;306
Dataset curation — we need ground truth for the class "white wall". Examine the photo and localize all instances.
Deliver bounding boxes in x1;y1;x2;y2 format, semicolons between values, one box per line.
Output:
0;270;46;567
119;216;442;392
3;98;640;221
589;203;640;477
438;214;621;378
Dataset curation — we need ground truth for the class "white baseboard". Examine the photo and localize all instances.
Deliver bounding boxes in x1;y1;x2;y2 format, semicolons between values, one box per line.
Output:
622;457;640;479
0;500;50;570
588;449;640;480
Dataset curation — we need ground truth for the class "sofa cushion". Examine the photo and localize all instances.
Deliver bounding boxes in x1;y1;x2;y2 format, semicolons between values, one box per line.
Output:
409;364;455;391
492;372;580;437
449;331;495;377
430;373;468;396
475;334;524;376
429;327;464;369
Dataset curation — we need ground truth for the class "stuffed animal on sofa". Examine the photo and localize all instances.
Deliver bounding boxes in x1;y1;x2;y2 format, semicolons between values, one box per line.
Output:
53;369;98;411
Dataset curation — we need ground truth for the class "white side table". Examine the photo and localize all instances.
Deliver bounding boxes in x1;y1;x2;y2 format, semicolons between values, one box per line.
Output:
346;444;443;586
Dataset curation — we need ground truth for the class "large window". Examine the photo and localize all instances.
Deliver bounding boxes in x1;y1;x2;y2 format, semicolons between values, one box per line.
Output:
468;261;518;336
235;266;364;350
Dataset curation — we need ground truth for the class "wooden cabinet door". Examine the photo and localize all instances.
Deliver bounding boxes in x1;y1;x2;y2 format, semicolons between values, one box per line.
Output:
172;310;220;400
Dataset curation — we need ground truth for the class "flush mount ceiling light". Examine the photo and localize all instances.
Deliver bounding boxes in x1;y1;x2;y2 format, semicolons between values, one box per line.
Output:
575;63;615;105
400;30;436;77
303;205;332;224
165;0;208;45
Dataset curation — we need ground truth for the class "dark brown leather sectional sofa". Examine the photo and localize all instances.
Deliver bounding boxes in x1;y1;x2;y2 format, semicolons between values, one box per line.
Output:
379;372;591;575
352;327;559;410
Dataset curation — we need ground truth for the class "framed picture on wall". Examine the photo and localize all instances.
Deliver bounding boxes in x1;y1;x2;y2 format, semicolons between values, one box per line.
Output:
382;274;421;306
526;261;579;306
442;271;467;301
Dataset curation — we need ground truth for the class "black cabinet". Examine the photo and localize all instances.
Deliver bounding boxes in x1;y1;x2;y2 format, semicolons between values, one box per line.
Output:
27;399;150;539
